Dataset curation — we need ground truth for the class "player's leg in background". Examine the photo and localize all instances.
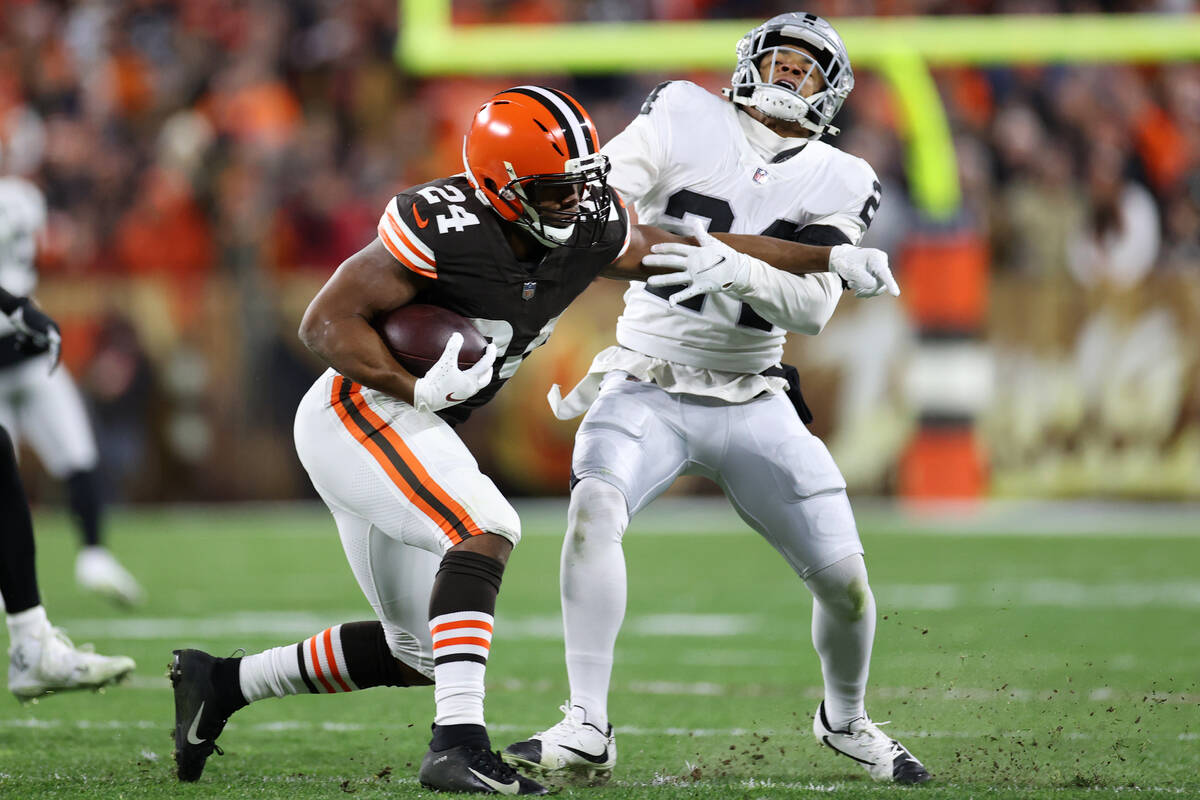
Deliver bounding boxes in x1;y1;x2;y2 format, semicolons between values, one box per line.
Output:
0;377;19;464
2;423;135;700
17;359;143;605
1;423;43;617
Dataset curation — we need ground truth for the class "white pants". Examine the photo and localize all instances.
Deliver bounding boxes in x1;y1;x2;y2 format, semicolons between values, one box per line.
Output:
293;369;521;677
0;354;97;476
571;373;861;578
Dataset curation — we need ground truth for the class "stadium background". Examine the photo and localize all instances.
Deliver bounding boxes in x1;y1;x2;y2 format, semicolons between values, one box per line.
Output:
2;0;1198;505
2;3;1199;798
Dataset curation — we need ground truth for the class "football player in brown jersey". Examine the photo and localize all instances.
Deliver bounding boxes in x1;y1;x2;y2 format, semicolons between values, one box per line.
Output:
168;85;893;795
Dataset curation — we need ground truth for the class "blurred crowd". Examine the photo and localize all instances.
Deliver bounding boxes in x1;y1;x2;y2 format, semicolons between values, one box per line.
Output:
452;0;1195;21
1;0;1197;500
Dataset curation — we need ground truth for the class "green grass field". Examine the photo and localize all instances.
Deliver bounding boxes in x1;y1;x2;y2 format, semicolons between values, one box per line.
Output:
1;502;1196;799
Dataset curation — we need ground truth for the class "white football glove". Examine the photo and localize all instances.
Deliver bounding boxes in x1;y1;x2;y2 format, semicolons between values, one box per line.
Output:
412;332;497;414
641;219;753;307
829;243;900;297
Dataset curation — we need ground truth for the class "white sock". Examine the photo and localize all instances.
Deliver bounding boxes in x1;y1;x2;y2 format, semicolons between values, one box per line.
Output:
6;605;49;641
561;479;630;731
806;554;875;730
430;611;493;726
240;625;360;702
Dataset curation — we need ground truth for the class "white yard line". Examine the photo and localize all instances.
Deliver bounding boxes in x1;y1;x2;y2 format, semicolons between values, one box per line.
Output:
0;717;1194;743
56;611;765;640
724;779;1192;793
514;497;1200;538
0;766;1191;794
31;498;1200;538
56;578;1200;641
105;673;1198;706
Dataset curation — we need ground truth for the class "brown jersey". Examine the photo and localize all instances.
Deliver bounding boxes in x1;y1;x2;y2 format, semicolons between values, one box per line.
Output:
376;174;631;425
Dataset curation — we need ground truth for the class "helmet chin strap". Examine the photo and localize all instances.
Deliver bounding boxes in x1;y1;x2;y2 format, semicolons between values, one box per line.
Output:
520;220;575;248
508;182;574;248
516;204;576;248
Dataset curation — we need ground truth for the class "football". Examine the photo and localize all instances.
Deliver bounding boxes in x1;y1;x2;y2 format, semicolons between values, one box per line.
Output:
378;304;488;378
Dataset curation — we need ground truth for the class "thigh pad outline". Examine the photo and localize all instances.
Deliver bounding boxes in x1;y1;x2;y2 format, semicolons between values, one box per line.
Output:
572;383;685;513
767;433;847;501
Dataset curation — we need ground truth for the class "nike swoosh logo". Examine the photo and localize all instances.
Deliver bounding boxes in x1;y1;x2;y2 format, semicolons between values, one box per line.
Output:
822;735;877;766
561;744;610;765
186;701;207;745
468;767;519;795
412;204;430;229
445;392;471;402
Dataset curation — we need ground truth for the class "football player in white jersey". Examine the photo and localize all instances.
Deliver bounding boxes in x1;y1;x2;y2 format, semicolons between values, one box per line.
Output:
0;286;136;699
504;13;930;786
0;173;144;606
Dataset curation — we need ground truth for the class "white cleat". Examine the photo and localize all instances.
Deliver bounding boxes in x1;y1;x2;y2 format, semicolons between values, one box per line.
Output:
813;701;931;784
76;546;145;607
9;624;136;701
502;703;616;787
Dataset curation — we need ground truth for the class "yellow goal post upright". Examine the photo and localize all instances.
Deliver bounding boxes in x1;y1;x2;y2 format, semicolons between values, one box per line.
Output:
395;2;1200;498
395;2;1200;221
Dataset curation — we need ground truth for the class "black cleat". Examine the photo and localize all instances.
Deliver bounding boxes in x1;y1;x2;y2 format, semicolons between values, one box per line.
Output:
893;748;933;784
419;743;549;794
170;649;235;782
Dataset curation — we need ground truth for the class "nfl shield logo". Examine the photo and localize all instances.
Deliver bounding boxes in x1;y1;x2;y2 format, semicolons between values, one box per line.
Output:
522;281;537;300
753;167;770;184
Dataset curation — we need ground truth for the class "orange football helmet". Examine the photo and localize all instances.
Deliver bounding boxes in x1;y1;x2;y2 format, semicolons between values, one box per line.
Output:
463;86;612;248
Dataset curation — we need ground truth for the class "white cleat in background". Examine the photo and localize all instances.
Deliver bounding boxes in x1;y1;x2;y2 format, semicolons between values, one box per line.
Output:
76;546;145;607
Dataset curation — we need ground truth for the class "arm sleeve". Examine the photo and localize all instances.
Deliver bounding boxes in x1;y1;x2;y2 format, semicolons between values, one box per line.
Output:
719;221;850;335
729;263;841;336
808;210;868;246
730;160;882;329
808;170;882;246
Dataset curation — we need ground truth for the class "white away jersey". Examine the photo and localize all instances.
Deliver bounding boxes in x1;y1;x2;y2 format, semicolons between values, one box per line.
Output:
603;80;880;374
0;177;47;337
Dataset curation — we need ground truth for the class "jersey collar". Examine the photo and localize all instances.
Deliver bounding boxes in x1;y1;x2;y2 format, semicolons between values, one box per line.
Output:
734;107;809;163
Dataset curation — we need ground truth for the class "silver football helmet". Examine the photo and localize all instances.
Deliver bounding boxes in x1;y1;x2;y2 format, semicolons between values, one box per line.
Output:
725;12;854;138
